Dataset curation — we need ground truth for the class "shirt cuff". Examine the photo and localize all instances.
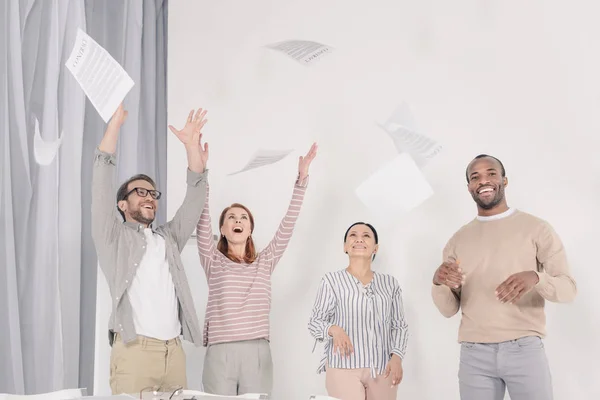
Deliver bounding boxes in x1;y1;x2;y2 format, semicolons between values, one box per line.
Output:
296;174;309;188
322;323;333;341
187;168;209;186
94;148;116;165
391;349;405;360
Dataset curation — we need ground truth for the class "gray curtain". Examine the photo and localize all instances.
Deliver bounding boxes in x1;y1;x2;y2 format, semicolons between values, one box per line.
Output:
0;0;168;394
82;0;168;394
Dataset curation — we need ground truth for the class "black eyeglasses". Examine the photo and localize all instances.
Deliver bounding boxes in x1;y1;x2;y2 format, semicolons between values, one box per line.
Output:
125;187;162;200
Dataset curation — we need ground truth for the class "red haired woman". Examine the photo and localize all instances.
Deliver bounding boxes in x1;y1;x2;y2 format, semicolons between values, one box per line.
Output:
195;143;317;396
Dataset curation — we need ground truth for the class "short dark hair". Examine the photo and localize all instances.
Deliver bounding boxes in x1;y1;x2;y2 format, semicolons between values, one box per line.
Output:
116;174;156;221
466;154;506;182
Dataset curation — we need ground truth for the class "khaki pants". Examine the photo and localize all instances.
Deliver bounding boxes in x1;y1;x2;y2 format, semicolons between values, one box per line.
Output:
325;367;398;400
110;334;187;394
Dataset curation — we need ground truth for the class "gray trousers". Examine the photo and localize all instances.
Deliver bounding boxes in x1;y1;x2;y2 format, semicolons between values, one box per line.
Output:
459;335;553;400
202;338;273;396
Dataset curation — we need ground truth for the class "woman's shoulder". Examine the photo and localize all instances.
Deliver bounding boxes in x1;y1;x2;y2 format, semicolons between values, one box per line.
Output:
375;272;401;287
320;269;349;283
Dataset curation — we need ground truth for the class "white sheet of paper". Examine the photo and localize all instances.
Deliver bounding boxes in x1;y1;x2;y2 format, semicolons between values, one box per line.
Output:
378;104;442;167
355;153;434;221
266;40;334;66
228;149;294;176
65;28;134;122
33;116;63;166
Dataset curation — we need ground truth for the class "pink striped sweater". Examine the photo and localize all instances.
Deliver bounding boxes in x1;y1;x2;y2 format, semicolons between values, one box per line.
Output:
196;178;308;346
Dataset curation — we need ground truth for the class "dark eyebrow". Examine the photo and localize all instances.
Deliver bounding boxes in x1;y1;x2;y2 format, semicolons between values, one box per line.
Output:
470;167;497;177
350;230;370;235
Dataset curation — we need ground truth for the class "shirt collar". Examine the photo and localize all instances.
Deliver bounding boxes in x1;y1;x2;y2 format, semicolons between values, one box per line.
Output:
123;221;162;236
476;207;516;222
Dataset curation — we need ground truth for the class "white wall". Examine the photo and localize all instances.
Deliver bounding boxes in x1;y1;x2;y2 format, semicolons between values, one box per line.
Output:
167;1;600;399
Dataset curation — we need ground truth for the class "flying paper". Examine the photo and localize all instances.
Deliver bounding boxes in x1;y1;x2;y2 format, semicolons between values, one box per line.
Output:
355;153;434;222
66;28;134;122
378;103;442;167
228;149;294;176
266;40;334;66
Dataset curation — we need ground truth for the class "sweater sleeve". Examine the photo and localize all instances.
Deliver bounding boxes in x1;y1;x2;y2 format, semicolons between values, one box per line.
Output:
533;221;577;303
431;235;461;318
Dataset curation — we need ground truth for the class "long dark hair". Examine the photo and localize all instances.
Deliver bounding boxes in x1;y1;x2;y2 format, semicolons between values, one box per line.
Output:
217;203;258;263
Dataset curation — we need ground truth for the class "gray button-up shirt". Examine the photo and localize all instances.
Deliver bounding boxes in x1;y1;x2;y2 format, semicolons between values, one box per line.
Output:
91;149;207;345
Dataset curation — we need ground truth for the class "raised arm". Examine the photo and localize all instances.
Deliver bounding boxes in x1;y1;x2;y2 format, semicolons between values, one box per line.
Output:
390;283;409;359
263;143;317;271
163;109;210;250
308;276;336;342
431;237;462;318
534;221;577;303
196;183;216;277
91;105;128;281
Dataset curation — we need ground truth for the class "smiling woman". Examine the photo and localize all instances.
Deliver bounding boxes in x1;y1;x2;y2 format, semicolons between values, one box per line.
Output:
308;222;409;400
194;143;317;397
216;203;257;263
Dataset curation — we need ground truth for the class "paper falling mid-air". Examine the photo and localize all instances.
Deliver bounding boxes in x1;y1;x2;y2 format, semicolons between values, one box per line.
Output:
228;149;294;176
266;40;334;66
33;116;63;166
65;28;134;123
378;103;442;168
355;153;434;222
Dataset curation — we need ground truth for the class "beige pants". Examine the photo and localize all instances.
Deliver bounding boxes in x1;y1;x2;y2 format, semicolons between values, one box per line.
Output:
110;334;186;394
325;367;398;400
202;339;273;396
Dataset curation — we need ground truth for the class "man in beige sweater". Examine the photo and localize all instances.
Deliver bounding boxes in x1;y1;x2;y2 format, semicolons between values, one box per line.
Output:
432;154;577;400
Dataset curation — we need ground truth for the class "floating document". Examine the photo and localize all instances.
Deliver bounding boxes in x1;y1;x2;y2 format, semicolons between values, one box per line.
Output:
355;153;434;221
228;149;294;176
33;116;63;166
378;103;442;167
65;28;134;122
266;40;334;66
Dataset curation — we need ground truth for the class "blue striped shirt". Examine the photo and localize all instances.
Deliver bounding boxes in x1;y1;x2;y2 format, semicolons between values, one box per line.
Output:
308;269;409;377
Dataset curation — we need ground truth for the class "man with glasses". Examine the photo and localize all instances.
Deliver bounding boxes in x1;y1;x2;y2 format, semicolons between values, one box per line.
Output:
92;104;209;393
